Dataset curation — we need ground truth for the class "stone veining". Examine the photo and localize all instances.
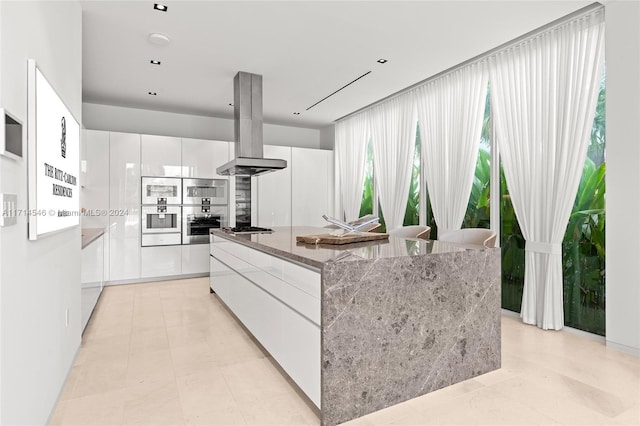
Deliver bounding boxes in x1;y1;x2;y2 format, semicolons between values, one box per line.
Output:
321;248;501;426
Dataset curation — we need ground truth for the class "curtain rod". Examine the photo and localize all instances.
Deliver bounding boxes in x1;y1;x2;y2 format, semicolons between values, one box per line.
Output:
335;2;603;123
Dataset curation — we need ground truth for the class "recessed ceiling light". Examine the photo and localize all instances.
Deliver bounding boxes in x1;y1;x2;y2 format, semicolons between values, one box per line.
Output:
148;92;157;96
293;112;301;115
154;3;168;12
150;60;161;65
377;59;388;64
148;33;171;46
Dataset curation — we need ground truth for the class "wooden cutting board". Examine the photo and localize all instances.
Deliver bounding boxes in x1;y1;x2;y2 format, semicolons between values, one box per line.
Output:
296;232;389;245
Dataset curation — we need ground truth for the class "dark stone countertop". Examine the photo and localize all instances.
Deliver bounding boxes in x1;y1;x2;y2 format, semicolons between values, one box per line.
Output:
81;227;105;249
210;226;485;269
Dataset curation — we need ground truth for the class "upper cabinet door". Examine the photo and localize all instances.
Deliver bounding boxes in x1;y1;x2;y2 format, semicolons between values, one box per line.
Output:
256;145;292;227
291;147;333;227
181;138;230;178
141;135;182;177
109;132;141;209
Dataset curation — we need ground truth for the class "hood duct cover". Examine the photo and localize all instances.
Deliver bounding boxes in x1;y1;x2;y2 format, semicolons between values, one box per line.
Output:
216;72;287;176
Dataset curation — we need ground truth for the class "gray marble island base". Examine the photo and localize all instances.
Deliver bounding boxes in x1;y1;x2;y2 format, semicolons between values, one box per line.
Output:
322;247;500;426
209;227;501;426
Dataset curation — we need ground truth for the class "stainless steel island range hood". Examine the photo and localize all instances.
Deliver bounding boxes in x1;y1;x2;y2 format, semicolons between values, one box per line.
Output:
216;72;287;177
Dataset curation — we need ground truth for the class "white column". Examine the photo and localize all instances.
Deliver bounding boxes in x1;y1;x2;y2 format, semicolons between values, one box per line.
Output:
604;0;640;354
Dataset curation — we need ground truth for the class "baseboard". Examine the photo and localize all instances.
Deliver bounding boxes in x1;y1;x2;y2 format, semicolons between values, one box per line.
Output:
104;272;209;286
606;340;640;357
46;339;81;425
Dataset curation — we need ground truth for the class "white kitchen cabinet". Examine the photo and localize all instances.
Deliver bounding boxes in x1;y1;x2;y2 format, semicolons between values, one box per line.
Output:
141;134;182;177
181;244;210;274
181;138;230;178
291;147;333;227
141;245;182;278
256;145;292;227
83;130;111;280
109;132;141;281
81;235;104;332
209;236;320;407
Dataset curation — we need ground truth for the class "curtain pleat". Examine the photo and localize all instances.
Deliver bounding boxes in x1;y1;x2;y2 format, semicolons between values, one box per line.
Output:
489;9;605;330
415;62;489;235
369;94;417;231
335;113;369;221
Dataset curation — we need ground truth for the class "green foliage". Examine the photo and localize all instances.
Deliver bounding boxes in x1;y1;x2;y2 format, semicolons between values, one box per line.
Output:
463;145;491;229
403;129;421;227
562;158;606;334
359;142;374;219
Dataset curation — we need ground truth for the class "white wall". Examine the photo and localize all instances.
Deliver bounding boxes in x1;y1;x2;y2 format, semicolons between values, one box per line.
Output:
0;1;82;425
83;102;331;150
319;124;336;150
604;0;640;354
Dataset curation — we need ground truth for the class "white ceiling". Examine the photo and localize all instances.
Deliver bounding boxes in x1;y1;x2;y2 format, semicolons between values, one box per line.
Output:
81;1;591;130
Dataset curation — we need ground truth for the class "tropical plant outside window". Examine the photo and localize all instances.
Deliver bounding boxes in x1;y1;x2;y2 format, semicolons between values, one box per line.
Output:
463;90;492;230
501;72;606;335
403;128;421;227
359;130;420;232
359;141;374;219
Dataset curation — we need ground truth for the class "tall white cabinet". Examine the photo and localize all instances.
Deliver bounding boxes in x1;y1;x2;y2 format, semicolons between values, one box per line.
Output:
109;132;141;281
256;146;292;228
256;145;334;228
181;138;231;274
82;130;111;281
181;138;230;178
141;135;182;177
291;147;333;227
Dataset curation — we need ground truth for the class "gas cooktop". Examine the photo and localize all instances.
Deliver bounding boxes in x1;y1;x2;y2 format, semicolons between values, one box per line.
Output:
224;226;273;235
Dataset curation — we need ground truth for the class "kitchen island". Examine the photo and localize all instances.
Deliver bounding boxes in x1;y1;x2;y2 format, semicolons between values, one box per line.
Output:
209;226;500;426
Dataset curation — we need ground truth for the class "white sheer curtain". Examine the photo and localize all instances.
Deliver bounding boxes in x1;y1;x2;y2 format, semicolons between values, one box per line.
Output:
415;62;489;235
369;93;417;231
335;113;369;221
489;8;605;330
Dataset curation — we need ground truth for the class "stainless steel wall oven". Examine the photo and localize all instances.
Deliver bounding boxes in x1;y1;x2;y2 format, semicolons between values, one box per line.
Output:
182;178;227;206
182;205;228;244
141;177;229;246
181;178;228;245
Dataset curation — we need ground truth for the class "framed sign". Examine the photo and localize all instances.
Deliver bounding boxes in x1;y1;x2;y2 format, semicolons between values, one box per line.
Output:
27;59;80;240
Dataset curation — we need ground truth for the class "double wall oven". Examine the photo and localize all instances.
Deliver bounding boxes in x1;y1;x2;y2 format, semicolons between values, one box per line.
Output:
141;177;228;246
182;179;228;244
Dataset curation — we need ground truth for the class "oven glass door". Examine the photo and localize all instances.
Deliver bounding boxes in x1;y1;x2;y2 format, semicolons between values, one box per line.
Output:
182;206;228;244
142;206;182;234
142;177;182;205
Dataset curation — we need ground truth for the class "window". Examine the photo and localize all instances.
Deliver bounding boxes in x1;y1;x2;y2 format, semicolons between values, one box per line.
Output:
463;88;491;230
499;72;606;335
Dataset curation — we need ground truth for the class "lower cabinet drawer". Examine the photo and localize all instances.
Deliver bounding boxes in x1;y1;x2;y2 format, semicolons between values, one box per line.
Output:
209;250;321;408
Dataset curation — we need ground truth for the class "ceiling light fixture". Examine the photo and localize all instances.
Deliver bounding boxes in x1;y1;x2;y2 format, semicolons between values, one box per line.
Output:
148;33;171;46
154;3;168;12
150;60;161;65
148;92;157;96
377;59;388;64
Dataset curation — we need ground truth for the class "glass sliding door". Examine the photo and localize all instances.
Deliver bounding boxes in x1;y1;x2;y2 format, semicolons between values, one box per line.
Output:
498;72;606;335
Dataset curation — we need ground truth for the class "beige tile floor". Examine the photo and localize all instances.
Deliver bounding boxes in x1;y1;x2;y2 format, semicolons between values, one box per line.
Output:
50;277;640;426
